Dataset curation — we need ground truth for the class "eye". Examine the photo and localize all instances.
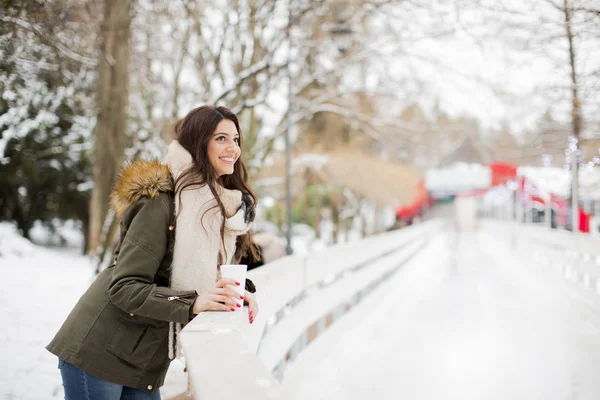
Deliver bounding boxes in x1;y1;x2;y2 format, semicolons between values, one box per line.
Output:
234;137;240;145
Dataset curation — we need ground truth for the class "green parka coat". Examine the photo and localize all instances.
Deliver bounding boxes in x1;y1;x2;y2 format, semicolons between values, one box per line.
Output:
46;161;199;392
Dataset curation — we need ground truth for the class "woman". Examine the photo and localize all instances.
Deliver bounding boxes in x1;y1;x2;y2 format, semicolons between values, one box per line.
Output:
47;106;260;399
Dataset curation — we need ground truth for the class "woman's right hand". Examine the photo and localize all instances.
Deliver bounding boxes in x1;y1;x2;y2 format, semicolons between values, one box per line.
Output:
192;278;244;315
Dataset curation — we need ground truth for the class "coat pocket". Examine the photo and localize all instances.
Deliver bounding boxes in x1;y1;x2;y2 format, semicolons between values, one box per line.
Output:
106;314;163;369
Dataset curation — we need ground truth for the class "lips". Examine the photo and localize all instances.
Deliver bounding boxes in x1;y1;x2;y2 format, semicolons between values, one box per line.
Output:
219;156;236;164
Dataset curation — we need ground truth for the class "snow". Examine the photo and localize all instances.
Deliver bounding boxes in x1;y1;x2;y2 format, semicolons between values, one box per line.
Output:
257;237;426;372
28;220;85;250
0;223;36;259
0;224;186;399
4;218;600;399
281;228;600;400
0;217;323;399
0;223;95;400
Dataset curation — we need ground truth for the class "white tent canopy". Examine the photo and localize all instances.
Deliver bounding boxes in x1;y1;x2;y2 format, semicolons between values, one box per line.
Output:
425;162;491;193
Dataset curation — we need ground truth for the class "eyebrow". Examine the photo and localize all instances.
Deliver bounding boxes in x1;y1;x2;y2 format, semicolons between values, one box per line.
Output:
213;132;240;137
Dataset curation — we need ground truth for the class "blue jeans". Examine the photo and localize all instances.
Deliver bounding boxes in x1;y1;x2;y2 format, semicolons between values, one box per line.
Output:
58;359;161;400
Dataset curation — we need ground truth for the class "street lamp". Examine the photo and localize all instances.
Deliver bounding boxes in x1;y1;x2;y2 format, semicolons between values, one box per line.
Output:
330;22;353;54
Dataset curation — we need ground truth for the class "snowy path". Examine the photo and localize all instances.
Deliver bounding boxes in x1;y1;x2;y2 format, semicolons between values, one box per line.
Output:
281;229;600;400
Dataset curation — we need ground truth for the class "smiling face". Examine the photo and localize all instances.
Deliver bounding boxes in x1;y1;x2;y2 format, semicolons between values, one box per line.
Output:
207;119;241;177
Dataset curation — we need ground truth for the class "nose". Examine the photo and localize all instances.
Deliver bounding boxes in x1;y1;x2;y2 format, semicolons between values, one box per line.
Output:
226;140;239;155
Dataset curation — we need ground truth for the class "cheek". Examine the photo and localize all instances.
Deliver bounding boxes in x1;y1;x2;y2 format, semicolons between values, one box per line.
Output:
208;144;221;160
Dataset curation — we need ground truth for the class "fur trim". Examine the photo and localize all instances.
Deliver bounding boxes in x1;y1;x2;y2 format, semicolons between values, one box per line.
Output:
110;160;173;218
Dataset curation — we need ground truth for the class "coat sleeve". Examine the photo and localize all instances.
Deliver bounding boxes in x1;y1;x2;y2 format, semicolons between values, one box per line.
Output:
107;194;197;324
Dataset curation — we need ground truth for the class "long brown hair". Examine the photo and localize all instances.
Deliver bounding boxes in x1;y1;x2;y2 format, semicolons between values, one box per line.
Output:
173;105;259;263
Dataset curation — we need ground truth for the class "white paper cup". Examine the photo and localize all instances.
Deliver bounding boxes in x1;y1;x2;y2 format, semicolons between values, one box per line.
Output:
219;264;247;311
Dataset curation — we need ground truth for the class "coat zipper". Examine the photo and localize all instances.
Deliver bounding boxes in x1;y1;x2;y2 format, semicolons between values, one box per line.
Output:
154;293;194;304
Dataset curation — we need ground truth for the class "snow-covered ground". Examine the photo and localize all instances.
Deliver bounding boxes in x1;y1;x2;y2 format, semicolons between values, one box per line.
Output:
0;221;323;400
0;222;196;400
281;229;600;400
5;220;600;399
0;223;95;400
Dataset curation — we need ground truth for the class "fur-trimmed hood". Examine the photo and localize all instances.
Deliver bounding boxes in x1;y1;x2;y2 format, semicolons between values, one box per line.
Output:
110;160;173;218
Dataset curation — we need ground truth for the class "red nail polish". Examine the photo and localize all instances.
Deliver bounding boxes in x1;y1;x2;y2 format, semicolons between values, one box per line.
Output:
235;282;240;286
230;308;235;311
240;296;244;300
237;304;241;308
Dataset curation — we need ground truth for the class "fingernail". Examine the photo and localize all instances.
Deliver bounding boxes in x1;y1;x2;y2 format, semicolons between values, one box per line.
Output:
230;308;235;311
240;296;244;300
237;304;241;308
235;282;240;286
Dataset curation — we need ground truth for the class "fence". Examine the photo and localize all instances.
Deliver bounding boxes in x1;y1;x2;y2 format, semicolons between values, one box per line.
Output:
482;220;600;293
179;220;443;399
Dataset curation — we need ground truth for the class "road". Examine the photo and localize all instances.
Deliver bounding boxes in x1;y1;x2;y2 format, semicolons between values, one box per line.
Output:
281;227;600;400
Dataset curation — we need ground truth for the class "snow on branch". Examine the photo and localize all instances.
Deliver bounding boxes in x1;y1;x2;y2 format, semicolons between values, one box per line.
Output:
212;59;272;104
1;16;96;67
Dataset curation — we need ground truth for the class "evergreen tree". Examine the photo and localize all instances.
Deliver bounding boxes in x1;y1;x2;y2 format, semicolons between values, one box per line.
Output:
0;1;96;249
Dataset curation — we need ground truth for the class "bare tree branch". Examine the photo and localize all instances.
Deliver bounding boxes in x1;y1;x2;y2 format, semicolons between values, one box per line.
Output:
1;16;97;66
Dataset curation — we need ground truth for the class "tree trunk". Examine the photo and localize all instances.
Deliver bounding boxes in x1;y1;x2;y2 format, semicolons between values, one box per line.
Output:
88;0;131;254
18;219;33;241
14;200;33;240
96;211;118;274
563;0;582;232
75;195;91;255
81;215;90;255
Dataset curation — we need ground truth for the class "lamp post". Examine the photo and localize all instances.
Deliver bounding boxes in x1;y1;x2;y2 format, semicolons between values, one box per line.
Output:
285;3;293;255
568;137;579;232
330;22;353;54
285;70;293;255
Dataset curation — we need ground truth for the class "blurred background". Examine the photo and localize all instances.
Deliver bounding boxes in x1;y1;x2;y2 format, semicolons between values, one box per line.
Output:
2;0;600;255
1;0;599;399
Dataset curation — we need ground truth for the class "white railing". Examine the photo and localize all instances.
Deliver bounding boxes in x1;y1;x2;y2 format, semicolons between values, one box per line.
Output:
179;220;443;399
481;220;600;293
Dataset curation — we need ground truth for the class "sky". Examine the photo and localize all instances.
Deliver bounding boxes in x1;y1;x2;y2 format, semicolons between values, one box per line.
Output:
357;0;599;137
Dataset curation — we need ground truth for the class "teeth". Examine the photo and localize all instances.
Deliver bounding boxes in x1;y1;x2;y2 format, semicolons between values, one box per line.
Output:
220;157;234;162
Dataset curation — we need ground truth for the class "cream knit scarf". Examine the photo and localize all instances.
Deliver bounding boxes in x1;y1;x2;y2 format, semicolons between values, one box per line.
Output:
164;140;252;358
